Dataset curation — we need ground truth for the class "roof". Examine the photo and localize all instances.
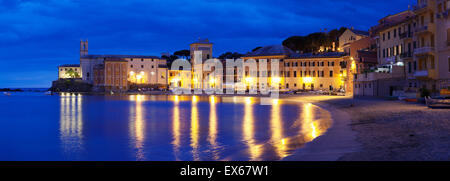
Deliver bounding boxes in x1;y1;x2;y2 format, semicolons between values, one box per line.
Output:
287;52;347;59
104;58;128;62
371;10;414;35
58;64;80;67
348;29;370;36
243;45;295;57
81;54;161;59
191;38;213;45
357;50;378;63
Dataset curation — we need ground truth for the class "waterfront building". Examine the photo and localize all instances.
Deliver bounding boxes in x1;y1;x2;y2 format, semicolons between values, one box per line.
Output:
284;52;348;92
411;0;450;95
355;0;450;97
338;28;369;54
79;40;168;88
58;64;81;79
240;45;292;91
93;58;128;91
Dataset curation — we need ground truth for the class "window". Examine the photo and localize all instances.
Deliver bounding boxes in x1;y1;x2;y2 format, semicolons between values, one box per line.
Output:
130;59;133;61
388;31;391;40
394;29;397;38
141;59;144;62
383;33;386;41
414;61;417;71
408;62;412;73
329;71;333;77
447;29;450;46
152;65;154;69
141;65;144;68
131;65;133;68
448;58;450;72
293;71;297;77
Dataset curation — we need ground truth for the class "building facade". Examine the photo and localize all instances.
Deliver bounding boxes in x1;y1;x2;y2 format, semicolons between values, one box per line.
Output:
79;41;168;89
285;52;348;92
338;28;370;54
93;58;128;91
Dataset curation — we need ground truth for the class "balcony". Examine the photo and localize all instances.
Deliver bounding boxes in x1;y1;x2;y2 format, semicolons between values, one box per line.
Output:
413;70;429;77
400;52;412;59
414;46;435;56
413;1;428;12
399;32;413;39
415;25;434;35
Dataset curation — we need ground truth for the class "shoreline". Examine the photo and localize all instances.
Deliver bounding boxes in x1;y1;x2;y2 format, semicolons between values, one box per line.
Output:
283;95;450;161
282;96;361;161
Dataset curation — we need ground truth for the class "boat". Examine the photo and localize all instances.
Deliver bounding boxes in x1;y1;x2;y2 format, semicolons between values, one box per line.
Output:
425;97;450;109
110;91;114;95
3;92;11;96
45;91;53;95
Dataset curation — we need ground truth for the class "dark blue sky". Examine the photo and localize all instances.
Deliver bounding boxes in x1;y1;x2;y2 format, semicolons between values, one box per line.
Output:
0;0;414;88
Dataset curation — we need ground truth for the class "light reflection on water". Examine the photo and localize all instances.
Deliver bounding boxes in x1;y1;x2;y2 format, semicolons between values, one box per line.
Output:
59;93;84;159
55;94;332;161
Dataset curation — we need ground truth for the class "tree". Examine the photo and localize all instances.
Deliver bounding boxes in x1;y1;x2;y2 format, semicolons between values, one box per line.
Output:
173;50;191;60
65;69;80;78
218;52;243;59
252;47;262;52
282;27;347;53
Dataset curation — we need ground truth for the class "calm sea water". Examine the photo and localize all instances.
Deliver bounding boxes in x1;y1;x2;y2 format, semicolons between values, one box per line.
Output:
0;92;332;161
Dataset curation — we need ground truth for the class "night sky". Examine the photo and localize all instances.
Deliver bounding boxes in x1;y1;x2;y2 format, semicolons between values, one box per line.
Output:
0;0;414;88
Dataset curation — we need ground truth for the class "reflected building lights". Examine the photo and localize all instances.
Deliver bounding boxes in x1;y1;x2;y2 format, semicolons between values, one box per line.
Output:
270;99;289;159
190;96;200;160
301;103;321;142
208;96;219;160
172;96;181;160
243;97;262;161
60;93;84;158
129;95;146;160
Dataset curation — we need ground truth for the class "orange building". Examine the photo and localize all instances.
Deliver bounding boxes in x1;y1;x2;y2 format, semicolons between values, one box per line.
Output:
93;58;128;92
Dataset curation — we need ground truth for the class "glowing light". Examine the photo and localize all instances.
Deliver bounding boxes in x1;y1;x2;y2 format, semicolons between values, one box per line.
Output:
172;98;180;160
140;71;145;75
272;77;281;84
190;96;199;160
210;96;216;104
130;71;135;75
245;77;254;84
209;95;219;159
245;97;253;105
270;99;288;158
243;96;262;160
192;96;198;103
174;95;179;103
351;61;356;72
302;77;313;84
129;95;145;160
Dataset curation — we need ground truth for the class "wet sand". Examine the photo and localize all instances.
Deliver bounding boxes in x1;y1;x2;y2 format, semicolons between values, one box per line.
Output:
283;95;450;161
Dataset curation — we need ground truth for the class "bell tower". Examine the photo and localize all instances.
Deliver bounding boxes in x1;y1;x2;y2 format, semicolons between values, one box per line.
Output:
80;40;88;57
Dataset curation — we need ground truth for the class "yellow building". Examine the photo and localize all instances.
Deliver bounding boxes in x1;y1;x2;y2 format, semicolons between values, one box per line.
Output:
285;52;348;92
240;45;292;92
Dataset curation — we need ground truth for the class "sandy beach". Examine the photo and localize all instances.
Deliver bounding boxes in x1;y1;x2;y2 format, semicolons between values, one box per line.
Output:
283;95;450;161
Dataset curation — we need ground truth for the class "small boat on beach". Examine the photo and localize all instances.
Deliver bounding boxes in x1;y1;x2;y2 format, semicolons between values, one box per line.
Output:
425;97;450;109
45;91;53;95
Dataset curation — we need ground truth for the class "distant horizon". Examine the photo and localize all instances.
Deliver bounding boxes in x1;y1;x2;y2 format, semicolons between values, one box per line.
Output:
0;0;414;87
